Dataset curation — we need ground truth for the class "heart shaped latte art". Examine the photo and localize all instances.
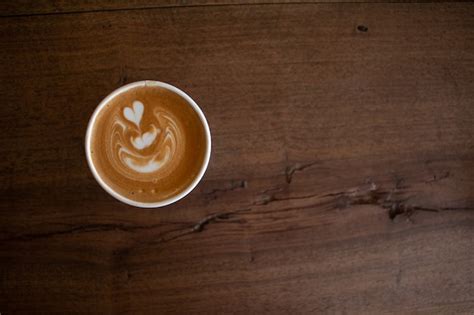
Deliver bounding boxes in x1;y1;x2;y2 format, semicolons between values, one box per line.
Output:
123;101;144;127
131;127;160;150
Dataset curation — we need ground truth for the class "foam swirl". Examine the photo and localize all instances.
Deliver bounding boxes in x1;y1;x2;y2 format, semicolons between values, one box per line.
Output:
105;100;182;181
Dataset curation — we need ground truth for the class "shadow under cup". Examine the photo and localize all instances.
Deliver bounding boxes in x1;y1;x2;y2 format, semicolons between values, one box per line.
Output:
85;81;211;208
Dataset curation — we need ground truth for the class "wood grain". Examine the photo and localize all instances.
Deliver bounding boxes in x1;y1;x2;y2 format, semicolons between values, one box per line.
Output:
1;0;468;17
1;3;474;314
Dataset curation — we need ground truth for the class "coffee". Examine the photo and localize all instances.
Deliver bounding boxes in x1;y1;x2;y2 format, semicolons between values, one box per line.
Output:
86;81;210;207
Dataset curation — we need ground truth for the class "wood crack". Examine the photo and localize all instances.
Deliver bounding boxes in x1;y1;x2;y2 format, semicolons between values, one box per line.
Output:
253;178;473;221
285;161;320;184
5;175;473;244
203;180;247;197
0;1;326;18
1;222;185;242
155;208;251;243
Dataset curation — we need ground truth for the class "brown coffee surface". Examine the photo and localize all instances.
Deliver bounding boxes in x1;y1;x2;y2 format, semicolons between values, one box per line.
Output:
89;84;208;203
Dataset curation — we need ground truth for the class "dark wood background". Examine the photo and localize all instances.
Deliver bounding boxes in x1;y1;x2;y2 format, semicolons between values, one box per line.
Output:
1;1;474;314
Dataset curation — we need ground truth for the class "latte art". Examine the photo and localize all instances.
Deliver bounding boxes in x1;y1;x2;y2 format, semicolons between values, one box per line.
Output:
86;82;209;206
107;100;182;180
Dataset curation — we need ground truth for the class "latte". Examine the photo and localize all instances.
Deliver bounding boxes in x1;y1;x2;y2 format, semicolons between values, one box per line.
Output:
86;81;210;207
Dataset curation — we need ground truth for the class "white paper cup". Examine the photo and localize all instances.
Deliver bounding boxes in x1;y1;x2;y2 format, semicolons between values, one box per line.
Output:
85;80;211;208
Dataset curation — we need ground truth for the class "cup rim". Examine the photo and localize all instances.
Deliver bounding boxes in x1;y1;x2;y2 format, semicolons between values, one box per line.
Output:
85;80;212;208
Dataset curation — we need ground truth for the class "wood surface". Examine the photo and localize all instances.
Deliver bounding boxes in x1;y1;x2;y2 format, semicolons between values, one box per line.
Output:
1;0;468;17
1;2;474;314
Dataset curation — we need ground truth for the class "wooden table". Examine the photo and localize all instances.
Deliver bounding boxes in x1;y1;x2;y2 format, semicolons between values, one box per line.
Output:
1;1;474;314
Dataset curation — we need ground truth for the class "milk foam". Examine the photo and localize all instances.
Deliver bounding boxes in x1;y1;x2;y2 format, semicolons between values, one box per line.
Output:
106;100;181;180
